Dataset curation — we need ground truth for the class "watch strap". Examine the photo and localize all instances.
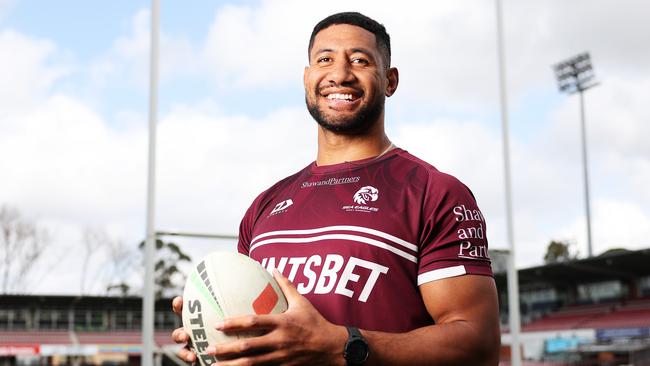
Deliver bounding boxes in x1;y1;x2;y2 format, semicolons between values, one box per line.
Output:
347;326;363;340
344;326;369;365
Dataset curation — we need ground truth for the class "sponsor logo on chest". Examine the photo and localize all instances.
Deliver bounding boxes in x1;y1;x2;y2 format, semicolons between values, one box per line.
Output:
260;254;389;303
301;176;361;188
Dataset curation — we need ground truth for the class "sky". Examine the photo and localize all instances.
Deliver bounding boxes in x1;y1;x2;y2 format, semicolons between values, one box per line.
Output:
1;0;649;295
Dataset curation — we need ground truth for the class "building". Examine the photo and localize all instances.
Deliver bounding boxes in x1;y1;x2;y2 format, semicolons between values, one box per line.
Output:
0;296;179;366
496;247;650;365
2;248;650;366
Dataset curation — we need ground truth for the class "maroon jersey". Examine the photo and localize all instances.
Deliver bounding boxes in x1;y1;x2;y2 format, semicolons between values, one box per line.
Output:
238;148;492;332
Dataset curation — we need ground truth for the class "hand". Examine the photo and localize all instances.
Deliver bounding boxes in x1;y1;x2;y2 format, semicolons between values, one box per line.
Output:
207;269;348;366
171;296;198;363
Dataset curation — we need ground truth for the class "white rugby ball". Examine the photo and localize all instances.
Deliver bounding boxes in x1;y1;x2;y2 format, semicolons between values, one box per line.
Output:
182;251;288;365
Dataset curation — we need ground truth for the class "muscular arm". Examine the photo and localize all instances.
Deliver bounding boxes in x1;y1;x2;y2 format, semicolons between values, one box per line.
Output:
361;274;501;365
186;271;500;366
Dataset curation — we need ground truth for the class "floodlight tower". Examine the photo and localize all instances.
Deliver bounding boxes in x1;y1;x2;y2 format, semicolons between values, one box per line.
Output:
553;52;598;257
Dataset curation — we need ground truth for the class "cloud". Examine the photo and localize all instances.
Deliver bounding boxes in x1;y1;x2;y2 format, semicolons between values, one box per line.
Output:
592;199;650;252
90;8;201;89
542;75;650;207
390;82;650;267
201;1;309;89
502;0;650;99
505;75;650;265
587;77;650;159
198;0;650;115
557;199;650;257
0;93;146;222
3;1;649;295
155;102;313;235
0;29;69;112
200;0;500;110
0;43;316;293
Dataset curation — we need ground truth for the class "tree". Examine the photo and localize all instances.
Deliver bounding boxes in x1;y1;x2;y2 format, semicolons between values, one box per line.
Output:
543;240;577;264
142;239;191;298
107;238;191;298
80;228;138;296
106;239;192;298
106;282;130;296
0;205;50;293
103;234;138;296
81;228;104;294
598;248;630;257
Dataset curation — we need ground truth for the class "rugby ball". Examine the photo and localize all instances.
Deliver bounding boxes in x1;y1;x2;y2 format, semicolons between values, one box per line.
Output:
182;251;288;365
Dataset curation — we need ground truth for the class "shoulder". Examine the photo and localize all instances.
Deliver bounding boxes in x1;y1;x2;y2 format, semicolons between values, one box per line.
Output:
246;163;312;214
394;149;475;199
238;163;312;251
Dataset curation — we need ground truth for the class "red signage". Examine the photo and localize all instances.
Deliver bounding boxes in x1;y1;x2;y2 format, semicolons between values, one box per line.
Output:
0;345;40;356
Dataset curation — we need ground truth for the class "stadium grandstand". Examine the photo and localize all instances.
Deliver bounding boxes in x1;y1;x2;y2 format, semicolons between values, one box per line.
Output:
496;247;650;365
1;248;649;366
0;296;182;366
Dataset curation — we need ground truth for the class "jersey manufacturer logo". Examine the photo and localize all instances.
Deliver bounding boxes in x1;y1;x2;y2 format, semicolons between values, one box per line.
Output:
353;186;379;204
270;199;293;216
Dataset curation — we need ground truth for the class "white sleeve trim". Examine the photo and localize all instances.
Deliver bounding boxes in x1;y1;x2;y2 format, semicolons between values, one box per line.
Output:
417;265;467;286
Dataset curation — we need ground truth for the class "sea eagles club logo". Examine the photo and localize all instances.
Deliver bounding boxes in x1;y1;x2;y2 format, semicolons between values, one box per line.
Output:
353;186;379;205
342;186;380;213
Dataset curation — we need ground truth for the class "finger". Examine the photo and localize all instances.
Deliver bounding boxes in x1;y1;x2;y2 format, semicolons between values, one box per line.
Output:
172;327;189;344
172;296;183;314
178;347;197;363
208;333;276;359
217;314;279;332
215;348;288;366
272;268;302;303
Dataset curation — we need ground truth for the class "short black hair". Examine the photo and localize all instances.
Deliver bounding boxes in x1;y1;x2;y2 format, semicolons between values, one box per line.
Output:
308;12;391;68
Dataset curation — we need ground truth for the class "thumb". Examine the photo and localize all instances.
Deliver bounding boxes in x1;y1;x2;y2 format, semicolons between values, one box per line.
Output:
273;268;303;304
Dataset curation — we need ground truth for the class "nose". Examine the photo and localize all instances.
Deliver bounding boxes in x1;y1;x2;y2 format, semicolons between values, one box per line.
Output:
327;59;355;85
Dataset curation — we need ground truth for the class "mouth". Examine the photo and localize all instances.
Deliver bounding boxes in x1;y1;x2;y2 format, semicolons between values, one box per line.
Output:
319;89;362;109
326;93;355;101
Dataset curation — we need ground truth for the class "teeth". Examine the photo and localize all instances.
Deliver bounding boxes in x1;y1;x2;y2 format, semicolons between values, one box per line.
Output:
327;93;353;101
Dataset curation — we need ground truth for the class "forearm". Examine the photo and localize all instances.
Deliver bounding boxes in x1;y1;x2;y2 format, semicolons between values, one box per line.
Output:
360;321;500;366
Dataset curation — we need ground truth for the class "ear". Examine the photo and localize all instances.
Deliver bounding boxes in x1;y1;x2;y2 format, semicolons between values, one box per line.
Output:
303;66;310;90
385;67;399;97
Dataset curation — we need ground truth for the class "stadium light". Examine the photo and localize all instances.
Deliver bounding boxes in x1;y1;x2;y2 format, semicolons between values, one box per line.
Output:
553;52;598;258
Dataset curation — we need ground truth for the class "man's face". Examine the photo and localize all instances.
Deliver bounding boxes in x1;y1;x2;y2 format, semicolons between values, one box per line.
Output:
304;24;396;134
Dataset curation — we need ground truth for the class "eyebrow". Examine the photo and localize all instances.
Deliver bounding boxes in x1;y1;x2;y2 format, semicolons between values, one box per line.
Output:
311;47;375;59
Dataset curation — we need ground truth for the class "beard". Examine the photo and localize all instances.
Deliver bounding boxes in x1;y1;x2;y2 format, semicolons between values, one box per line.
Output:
305;91;384;135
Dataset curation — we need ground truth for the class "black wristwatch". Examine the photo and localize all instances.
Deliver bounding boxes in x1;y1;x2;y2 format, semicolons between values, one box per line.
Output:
343;326;369;365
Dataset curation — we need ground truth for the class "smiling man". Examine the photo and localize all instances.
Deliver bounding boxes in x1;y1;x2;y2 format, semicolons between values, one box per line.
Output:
172;12;500;365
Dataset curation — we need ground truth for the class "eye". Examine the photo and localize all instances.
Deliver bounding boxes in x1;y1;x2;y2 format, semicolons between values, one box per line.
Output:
317;56;332;63
351;57;369;65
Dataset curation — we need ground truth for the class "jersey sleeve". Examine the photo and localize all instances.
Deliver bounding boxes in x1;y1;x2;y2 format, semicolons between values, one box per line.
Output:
237;191;267;256
237;184;278;256
417;172;493;286
237;206;253;256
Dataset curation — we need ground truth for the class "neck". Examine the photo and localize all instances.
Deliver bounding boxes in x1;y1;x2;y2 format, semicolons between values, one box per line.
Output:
315;121;393;166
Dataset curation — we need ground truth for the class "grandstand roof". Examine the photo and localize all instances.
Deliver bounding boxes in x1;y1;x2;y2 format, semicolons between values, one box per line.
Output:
0;294;171;308
495;247;650;288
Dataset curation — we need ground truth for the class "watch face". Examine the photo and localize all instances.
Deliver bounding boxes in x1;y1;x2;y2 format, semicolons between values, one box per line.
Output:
346;339;369;364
